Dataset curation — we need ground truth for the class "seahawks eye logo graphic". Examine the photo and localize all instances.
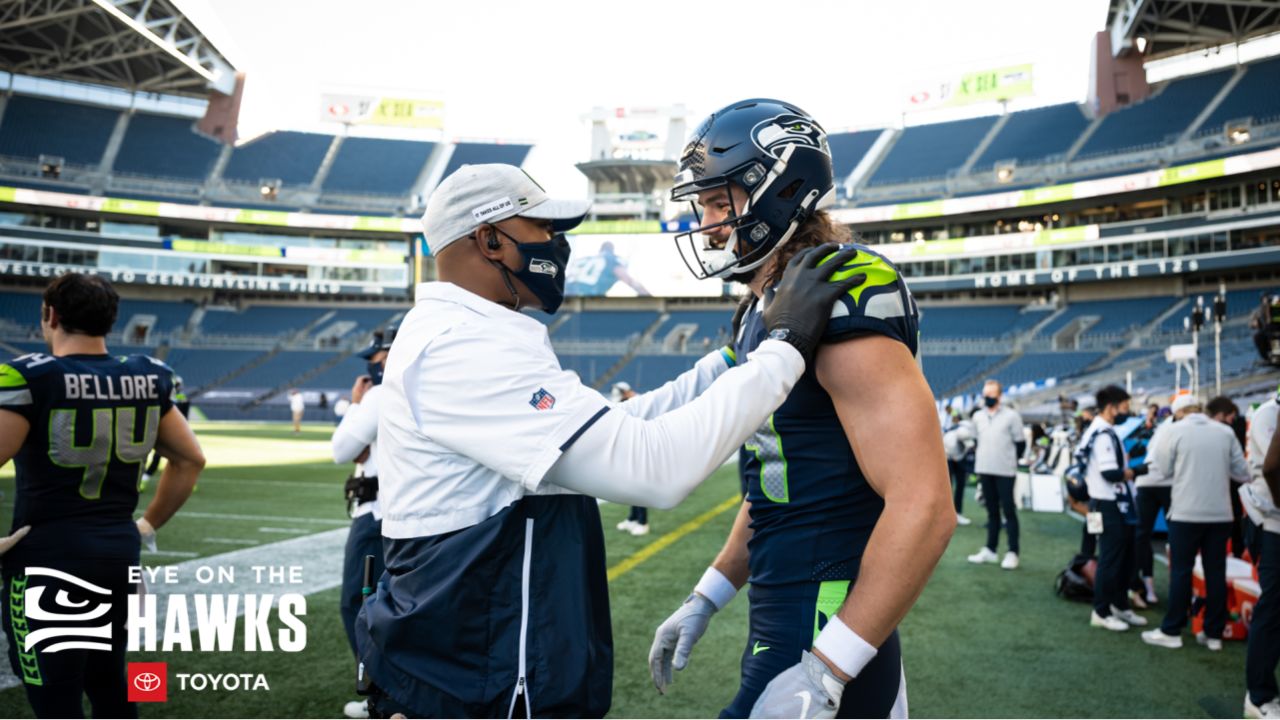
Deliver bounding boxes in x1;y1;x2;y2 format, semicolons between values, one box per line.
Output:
19;567;114;654
529;259;559;277
750;114;829;160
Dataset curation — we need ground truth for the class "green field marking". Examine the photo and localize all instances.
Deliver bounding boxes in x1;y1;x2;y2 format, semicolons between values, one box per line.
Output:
607;494;740;583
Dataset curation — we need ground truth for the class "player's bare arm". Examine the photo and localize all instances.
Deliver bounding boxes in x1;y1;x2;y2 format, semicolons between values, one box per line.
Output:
813;334;955;676
141;404;205;530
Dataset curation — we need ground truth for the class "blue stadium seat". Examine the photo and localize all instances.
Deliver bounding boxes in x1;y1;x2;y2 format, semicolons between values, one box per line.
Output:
963;351;1105;393
557;354;624;384
973;104;1089;169
322;137;435;195
828;130;882;180
868;116;998;186
439;143;533;180
0;291;45;329
0;95;119;166
224;350;336;389
1197;56;1280;136
553;310;658;340
318;308;403;338
113;113;223;180
652;310;733;344
922;354;1000;395
1078;69;1233;157
116;299;195;333
164;348;266;390
917;305;1043;339
302;354;368;390
199;306;331;336
611;354;699;390
223;131;333;185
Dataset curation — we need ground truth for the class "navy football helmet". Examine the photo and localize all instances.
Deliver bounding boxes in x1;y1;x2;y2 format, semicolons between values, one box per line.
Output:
671;98;835;281
357;322;399;360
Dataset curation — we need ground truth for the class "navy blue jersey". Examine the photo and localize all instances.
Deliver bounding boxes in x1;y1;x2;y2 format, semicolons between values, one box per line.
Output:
0;352;174;565
735;244;919;586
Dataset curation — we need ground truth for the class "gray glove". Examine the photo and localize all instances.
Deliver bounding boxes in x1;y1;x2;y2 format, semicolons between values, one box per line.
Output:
649;593;717;694
749;650;847;719
763;243;866;362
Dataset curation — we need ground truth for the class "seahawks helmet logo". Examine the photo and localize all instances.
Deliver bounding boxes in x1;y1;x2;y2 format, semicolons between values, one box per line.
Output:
529;259;558;277
750;114;829;160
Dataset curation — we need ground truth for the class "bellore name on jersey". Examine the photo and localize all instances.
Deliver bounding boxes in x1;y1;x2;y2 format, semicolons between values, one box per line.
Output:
64;373;161;401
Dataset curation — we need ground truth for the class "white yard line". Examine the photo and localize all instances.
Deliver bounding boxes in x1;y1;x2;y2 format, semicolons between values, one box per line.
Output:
202;537;260;546
257;527;313;534
176;510;348;526
0;527;349;692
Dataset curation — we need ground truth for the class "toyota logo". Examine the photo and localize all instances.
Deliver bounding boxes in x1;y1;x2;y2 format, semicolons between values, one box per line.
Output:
133;672;161;692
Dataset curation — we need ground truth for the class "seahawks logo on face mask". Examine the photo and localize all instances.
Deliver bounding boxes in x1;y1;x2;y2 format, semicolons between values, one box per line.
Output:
750;114;829;160
529;259;559;277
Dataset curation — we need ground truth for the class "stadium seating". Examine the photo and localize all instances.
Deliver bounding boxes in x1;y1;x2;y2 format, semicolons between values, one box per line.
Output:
223;350;336;389
321;137;434;195
199;306;331;336
0;95;119;166
439;142;533;180
318;307;403;336
553;310;658;340
1196;56;1280;136
0;291;44;329
116;299;195;333
222;131;333;185
868;116;998;186
164;348;265;390
558;354;625;384
828;130;882;181
112;113;222;180
653;310;733;344
611;354;699;390
966;351;1105;392
1035;297;1178;338
921;354;1001;395
972;103;1090;169
918;305;1044;339
300;353;368;390
1078;68;1234;157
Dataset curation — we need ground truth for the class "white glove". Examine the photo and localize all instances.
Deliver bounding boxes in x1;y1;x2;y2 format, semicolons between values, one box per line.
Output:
749;650;846;719
649;593;717;694
137;517;157;553
0;525;30;555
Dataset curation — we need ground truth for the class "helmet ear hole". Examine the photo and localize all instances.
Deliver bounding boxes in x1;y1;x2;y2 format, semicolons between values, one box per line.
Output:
777;179;804;200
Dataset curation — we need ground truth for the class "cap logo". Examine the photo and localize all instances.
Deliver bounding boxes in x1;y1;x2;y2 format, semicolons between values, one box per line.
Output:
472;197;514;223
750;113;829;160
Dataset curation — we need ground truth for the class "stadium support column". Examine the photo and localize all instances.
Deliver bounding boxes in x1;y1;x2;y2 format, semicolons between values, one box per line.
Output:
199;72;247;145
1087;31;1149;118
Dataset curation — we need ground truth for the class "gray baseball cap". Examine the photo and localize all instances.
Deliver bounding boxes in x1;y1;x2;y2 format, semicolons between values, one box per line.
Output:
421;163;590;255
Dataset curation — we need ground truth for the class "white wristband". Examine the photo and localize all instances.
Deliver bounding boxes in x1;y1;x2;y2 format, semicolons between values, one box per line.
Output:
693;567;738;611
812;615;877;679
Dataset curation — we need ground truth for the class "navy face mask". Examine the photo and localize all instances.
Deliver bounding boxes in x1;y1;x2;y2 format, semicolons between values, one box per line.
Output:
367;361;384;386
495;229;571;314
983;396;998;408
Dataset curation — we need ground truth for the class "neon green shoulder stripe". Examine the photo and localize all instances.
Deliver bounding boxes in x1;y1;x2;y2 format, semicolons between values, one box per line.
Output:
0;364;28;389
819;248;899;306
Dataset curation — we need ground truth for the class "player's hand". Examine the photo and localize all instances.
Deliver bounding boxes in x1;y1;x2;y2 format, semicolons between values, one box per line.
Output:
649;593;717;694
352;375;374;404
355;446;371;464
749;650;846;719
763;243;866;363
137;517;157;553
0;525;30;556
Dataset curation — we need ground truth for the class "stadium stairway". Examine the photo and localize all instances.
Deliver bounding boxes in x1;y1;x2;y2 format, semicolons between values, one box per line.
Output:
186;346;281;398
588;313;672;389
939;351;1022;398
243;349;357;409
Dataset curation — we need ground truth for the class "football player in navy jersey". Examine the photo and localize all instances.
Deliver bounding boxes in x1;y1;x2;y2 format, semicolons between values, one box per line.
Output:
649;99;955;719
0;273;205;719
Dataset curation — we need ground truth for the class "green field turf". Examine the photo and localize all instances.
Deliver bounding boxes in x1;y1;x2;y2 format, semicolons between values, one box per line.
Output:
0;422;1259;718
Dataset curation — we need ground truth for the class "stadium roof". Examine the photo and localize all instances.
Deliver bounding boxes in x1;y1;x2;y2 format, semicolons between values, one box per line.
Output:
1109;0;1280;59
0;0;236;97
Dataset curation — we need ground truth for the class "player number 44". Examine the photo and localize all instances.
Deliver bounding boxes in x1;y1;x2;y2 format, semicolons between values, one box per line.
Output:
48;406;160;499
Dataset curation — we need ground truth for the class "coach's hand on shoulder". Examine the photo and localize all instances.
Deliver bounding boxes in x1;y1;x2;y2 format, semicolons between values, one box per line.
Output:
749;650;846;719
649;593;718;694
0;525;29;555
763;243;865;363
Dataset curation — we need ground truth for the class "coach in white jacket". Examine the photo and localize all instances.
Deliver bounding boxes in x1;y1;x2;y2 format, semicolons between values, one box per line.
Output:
1143;394;1249;651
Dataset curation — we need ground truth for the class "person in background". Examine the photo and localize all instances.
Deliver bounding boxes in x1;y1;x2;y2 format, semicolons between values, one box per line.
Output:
289;388;306;434
611;381;651;536
1209;396;1249;559
1080;385;1146;631
1142;394;1249;651
943;409;976;526
1244;385;1280;719
967;379;1025;570
1133;402;1172;607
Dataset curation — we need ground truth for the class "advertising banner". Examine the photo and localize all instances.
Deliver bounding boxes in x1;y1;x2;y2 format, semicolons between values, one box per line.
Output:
566;234;725;298
907;63;1034;111
320;93;445;130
